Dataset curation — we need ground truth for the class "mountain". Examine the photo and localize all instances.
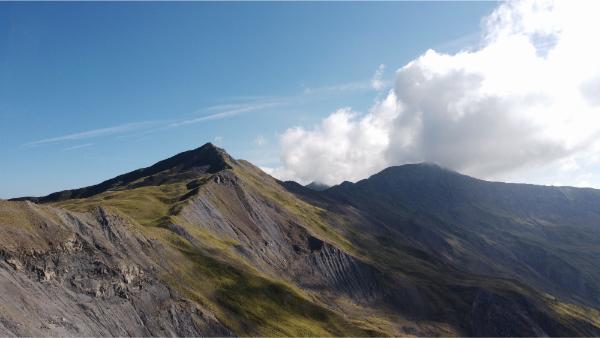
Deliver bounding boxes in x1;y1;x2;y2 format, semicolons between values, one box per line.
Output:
13;143;233;203
305;181;330;191
325;164;600;308
2;144;600;336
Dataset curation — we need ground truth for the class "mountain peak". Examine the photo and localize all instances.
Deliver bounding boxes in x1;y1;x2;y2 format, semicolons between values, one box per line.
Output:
166;142;234;173
305;181;330;191
374;162;462;180
325;162;470;199
14;142;236;203
195;142;224;155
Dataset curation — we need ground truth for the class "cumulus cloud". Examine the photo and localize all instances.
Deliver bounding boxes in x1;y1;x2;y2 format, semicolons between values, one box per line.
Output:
273;93;398;184
274;0;600;186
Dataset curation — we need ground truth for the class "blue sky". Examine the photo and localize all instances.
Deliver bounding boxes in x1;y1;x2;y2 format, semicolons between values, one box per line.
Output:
0;2;497;198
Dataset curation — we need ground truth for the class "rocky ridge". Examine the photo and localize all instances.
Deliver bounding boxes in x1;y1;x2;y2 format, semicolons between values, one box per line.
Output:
2;143;600;336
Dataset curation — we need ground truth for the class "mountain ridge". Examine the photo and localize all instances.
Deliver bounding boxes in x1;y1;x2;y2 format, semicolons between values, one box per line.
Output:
324;162;600;308
13;143;233;203
2;143;600;336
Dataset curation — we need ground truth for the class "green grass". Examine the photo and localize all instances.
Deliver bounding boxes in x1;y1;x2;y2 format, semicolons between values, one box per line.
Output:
155;231;380;336
53;181;191;227
38;162;600;336
232;163;357;253
0;200;72;253
45;170;383;336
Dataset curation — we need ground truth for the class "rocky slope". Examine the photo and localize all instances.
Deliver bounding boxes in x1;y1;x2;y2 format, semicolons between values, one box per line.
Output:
3;143;600;336
324;164;600;309
0;201;231;336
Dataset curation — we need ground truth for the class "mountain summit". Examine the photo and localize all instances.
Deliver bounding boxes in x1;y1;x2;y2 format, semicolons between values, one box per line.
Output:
2;144;600;336
305;181;330;191
15;142;234;203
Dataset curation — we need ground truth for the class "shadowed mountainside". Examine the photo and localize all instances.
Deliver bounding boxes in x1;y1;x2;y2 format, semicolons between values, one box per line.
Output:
324;164;600;309
3;144;600;336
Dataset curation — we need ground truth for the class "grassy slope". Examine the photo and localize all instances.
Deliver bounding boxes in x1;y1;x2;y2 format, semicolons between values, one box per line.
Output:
46;161;600;336
0;201;72;254
224;162;600;335
49;173;382;336
250;164;600;335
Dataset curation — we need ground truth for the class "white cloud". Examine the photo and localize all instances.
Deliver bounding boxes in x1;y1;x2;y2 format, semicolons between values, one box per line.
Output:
273;93;399;185
274;0;600;188
371;64;386;90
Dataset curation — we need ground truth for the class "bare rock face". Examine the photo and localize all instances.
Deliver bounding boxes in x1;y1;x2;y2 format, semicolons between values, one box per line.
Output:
0;202;231;337
470;289;548;337
179;170;386;307
299;238;383;302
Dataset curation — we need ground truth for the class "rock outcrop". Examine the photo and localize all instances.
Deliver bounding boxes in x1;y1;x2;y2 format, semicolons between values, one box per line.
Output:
0;201;231;336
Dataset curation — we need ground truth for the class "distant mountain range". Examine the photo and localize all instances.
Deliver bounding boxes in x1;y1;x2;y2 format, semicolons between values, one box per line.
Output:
2;143;599;336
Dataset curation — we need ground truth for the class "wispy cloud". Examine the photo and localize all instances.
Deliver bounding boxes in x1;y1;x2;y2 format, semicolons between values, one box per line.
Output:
24;63;392;149
254;134;267;146
433;32;480;53
62;143;94;151
24;66;386;148
213;136;224;145
25;98;284;147
302;64;390;95
26;121;162;146
303;81;371;95
370;64;387;90
168;100;282;128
